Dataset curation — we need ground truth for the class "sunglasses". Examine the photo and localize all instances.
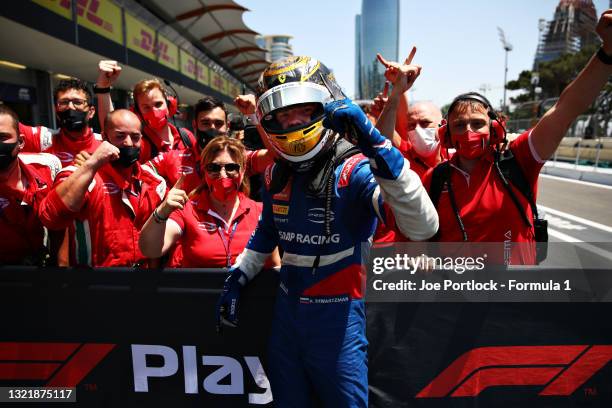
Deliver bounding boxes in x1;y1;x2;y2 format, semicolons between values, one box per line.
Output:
205;162;241;175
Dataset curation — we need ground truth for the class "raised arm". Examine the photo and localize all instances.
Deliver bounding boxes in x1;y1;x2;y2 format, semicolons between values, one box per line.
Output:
95;60;122;131
375;47;418;147
530;9;612;160
55;141;118;211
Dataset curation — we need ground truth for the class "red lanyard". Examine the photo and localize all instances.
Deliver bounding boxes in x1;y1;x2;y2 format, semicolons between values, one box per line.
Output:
214;218;239;268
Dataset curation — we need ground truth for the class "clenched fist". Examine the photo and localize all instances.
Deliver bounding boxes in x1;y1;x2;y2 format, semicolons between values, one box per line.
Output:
97;60;122;88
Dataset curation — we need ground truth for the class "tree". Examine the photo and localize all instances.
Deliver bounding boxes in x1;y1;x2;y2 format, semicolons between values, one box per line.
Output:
507;45;600;105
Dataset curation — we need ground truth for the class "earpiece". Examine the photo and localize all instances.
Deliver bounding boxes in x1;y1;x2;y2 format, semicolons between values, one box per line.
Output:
167;95;178;117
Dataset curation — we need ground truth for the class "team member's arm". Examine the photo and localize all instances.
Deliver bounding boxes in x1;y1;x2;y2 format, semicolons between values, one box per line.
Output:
530;10;612;160
375;48;417;148
53;141;118;211
139;174;187;258
95;60;121;131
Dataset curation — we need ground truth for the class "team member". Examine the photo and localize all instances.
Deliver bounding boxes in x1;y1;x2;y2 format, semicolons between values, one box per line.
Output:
139;136;272;268
424;9;612;264
20;79;102;167
216;56;438;406
39;109;166;267
95;60;193;162
0;105;62;265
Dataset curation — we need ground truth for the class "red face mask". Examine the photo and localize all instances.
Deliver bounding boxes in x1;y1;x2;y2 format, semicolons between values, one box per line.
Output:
453;130;490;160
205;175;240;201
142;108;168;131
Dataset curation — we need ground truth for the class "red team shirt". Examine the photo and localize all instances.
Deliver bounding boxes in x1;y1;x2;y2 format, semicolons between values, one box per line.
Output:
422;130;544;264
19;123;102;167
0;154;61;264
168;192;262;268
39;163;166;267
138;124;194;163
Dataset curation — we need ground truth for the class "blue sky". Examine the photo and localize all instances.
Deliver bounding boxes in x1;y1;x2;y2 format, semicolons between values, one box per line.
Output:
240;0;609;109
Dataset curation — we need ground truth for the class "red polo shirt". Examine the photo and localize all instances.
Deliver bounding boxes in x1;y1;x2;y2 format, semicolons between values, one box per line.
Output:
20;123;102;167
422;130;545;264
138;124;194;163
0;154;61;264
168;191;262;268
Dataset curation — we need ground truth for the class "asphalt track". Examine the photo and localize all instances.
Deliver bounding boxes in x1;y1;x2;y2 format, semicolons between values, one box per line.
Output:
537;174;612;266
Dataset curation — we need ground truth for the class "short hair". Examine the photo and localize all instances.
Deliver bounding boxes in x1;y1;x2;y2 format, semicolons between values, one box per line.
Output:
194;95;226;120
0;104;20;135
192;136;249;197
448;99;488;118
133;79;167;109
54;78;92;104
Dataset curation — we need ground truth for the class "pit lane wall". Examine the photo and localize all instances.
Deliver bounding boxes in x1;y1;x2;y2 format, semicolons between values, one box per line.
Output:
0;267;610;407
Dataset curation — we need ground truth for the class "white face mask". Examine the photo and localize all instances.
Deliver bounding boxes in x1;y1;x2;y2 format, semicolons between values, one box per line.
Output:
407;126;439;158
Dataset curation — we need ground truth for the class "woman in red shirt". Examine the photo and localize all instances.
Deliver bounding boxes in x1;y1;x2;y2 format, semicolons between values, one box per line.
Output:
139;136;265;268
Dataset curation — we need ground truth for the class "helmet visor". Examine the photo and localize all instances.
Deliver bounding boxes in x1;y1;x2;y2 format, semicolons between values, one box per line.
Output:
256;81;332;128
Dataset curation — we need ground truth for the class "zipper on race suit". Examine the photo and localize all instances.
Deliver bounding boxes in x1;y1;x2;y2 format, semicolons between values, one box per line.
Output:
312;254;320;275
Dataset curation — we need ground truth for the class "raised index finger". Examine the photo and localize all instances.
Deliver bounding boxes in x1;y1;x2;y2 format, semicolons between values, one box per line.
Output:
174;173;186;190
404;46;417;65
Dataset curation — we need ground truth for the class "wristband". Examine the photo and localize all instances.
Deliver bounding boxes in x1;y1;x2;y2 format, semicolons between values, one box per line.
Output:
152;207;168;223
93;86;112;94
246;114;258;125
596;47;612;65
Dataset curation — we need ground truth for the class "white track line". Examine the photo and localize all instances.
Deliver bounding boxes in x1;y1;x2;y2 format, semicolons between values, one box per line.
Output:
538;205;612;234
548;228;612;263
539;173;612;190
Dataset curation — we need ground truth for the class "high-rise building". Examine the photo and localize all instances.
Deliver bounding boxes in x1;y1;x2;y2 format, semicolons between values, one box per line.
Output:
355;14;362;99
533;0;599;69
356;0;399;99
256;34;294;63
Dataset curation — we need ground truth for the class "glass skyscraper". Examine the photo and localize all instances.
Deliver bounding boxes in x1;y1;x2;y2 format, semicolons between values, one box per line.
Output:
355;0;399;99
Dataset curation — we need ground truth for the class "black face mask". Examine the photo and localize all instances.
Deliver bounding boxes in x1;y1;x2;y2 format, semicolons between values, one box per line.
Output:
0;141;18;171
116;146;141;168
57;109;88;131
197;128;224;150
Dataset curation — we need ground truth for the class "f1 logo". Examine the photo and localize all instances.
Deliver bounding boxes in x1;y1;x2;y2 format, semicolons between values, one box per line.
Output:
0;342;115;387
417;345;612;397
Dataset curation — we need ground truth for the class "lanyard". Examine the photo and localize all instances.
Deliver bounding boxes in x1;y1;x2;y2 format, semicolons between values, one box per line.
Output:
214;218;239;268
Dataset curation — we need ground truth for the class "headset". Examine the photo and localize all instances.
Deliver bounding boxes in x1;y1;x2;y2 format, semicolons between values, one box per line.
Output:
438;92;506;148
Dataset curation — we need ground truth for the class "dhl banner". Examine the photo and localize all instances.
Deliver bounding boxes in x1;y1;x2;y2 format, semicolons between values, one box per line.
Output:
180;49;196;80
196;62;209;86
76;0;122;44
32;0;72;20
125;12;155;60
0;267;611;407
210;71;223;93
156;34;178;71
